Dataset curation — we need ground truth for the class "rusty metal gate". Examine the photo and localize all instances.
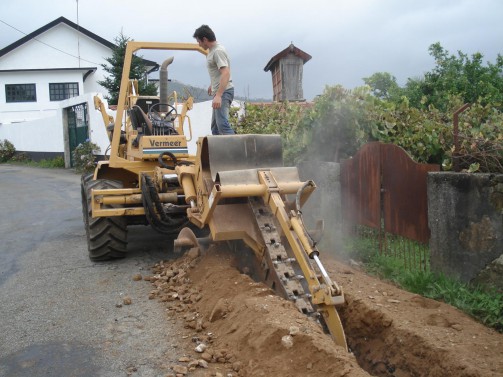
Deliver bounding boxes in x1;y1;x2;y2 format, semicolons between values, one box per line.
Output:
340;142;440;270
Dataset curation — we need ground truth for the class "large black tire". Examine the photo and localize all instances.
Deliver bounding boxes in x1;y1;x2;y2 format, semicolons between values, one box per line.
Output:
81;173;93;229
81;178;127;261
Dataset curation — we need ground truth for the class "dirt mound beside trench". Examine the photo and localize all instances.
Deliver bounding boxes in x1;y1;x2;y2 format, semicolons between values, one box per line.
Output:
146;246;368;377
144;245;503;377
326;260;503;377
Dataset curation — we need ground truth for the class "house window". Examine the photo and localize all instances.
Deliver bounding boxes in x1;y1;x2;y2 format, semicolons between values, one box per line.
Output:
49;82;79;101
5;84;37;102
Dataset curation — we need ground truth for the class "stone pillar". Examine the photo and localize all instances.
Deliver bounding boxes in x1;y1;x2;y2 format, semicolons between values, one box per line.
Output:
428;172;503;287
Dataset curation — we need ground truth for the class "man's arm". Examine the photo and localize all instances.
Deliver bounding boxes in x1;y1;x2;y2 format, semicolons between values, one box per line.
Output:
212;66;230;109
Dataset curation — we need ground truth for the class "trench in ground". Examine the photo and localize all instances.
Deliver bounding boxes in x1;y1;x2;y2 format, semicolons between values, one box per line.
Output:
337;291;478;377
232;244;478;377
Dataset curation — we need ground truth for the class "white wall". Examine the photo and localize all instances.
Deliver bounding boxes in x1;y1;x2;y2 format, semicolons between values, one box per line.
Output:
180;100;243;154
0;113;64;152
182;100;212;154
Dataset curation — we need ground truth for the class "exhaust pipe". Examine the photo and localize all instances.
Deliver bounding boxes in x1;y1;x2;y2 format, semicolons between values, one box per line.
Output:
159;57;174;112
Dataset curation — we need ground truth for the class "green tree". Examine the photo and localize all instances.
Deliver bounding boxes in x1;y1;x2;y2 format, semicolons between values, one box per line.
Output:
98;32;157;105
368;96;448;164
403;42;503;111
363;72;400;100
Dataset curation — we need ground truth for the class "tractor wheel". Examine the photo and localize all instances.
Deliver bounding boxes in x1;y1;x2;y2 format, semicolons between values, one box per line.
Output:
81;173;93;229
82;178;127;261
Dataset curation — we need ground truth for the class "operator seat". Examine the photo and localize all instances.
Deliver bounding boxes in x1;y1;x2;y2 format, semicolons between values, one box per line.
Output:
129;105;154;135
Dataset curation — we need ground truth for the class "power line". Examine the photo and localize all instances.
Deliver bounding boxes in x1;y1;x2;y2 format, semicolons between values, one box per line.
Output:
0;18;102;66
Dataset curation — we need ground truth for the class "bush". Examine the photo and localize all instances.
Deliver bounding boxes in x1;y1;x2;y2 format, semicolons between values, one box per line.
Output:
229;102;312;165
10;152;31;162
73;141;101;173
0;139;16;162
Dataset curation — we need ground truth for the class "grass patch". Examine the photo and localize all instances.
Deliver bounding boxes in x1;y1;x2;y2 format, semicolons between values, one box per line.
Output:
4;156;65;168
344;237;503;333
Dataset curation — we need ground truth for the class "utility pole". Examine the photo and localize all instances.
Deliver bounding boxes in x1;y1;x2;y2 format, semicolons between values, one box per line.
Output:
76;0;81;67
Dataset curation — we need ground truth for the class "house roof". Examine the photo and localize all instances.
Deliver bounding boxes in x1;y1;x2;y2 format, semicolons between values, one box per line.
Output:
0;17;114;58
264;43;312;72
0;16;159;72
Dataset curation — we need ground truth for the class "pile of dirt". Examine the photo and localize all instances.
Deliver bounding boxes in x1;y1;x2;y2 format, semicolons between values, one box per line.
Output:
143;245;503;377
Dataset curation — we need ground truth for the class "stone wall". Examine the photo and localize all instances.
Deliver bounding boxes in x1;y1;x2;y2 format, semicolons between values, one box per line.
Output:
428;172;503;289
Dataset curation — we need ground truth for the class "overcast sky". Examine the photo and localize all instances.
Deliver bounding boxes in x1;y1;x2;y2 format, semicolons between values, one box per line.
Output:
1;0;502;100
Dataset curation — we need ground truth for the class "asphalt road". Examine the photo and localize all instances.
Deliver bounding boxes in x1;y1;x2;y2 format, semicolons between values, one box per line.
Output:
0;165;187;376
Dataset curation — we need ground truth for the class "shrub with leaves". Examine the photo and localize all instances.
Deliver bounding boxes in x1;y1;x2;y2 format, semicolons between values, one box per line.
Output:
368;96;448;164
230;84;502;173
230;101;312;165
73;141;101;173
10;152;31;162
368;95;503;172
447;100;503;173
0;139;16;162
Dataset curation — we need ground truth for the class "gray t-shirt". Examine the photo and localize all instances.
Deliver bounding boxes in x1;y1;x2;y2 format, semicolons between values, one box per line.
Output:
206;43;233;95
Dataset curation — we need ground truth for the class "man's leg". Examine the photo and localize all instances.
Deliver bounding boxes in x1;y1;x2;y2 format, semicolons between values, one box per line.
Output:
214;88;236;135
210;110;220;135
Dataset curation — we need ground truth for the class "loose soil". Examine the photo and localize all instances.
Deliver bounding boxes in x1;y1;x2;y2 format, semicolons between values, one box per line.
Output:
143;244;503;377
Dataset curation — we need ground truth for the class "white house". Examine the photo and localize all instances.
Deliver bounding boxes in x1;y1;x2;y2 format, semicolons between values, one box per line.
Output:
0;17;158;166
0;17;240;167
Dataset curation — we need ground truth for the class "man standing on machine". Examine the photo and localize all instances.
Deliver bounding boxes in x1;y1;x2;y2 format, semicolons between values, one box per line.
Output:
193;25;236;135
